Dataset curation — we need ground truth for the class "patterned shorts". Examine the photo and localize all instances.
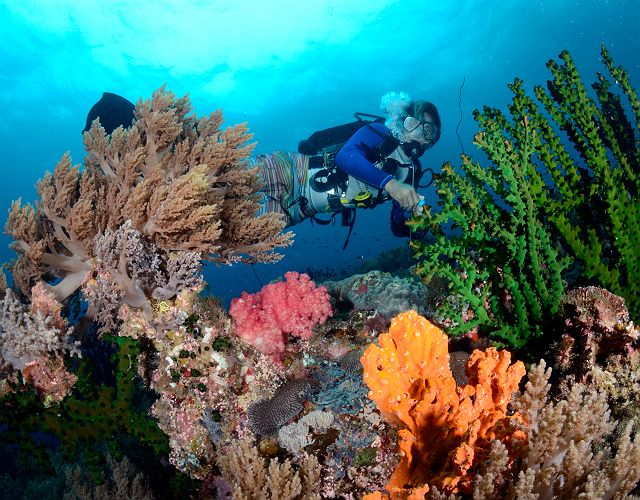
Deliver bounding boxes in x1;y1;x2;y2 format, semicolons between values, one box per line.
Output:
248;151;310;227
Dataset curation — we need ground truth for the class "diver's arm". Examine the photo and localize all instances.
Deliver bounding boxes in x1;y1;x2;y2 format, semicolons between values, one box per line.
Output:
335;123;394;189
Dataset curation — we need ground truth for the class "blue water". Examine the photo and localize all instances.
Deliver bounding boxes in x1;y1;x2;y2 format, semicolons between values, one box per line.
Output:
0;0;638;305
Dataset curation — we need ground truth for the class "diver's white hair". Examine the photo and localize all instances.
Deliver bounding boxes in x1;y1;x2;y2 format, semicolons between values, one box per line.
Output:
380;91;412;139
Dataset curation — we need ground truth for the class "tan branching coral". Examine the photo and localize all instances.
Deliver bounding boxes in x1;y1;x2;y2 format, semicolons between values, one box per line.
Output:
5;86;292;324
473;360;640;499
215;434;322;499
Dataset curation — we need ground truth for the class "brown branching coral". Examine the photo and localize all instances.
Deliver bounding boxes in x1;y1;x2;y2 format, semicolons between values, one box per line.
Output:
64;452;154;500
5;86;292;325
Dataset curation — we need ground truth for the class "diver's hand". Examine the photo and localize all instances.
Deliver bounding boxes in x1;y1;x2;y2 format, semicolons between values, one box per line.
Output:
384;179;421;211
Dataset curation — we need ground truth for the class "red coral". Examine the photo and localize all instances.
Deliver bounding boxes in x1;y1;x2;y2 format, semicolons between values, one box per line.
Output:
229;272;332;362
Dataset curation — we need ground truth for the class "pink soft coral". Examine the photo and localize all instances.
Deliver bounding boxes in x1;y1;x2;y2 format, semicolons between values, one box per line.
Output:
229;271;332;361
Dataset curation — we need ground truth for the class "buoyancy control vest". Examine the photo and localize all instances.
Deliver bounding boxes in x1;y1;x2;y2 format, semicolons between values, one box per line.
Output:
301;125;422;217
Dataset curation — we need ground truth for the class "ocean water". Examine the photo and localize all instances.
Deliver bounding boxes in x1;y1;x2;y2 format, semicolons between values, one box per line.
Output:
1;0;638;305
1;2;639;497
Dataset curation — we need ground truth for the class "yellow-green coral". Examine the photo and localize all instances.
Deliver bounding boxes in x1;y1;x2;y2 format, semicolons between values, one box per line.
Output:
410;46;640;348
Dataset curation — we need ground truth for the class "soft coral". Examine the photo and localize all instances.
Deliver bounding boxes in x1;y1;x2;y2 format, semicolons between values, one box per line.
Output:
229;271;332;362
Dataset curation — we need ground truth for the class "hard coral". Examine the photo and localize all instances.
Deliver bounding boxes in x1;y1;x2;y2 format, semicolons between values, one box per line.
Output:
324;271;432;318
248;378;312;437
361;310;525;497
553;286;639;379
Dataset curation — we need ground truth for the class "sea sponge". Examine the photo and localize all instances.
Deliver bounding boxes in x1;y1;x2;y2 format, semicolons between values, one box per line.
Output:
361;310;525;497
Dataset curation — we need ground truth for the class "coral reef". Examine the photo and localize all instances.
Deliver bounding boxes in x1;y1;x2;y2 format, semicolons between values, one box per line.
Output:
591;350;640;423
312;360;369;415
63;453;154;500
277;410;334;454
1;284;78;372
2;52;640;499
361;314;640;499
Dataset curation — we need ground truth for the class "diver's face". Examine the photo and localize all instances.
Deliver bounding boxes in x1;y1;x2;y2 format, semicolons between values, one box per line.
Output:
403;112;438;147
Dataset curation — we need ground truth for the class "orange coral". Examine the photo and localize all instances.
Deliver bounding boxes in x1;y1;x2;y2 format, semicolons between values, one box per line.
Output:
361;310;526;498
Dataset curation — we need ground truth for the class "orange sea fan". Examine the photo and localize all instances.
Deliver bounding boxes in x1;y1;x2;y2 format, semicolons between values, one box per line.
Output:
361;310;526;498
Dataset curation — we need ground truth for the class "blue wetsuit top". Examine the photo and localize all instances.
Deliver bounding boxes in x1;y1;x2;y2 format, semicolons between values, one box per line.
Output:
335;122;395;189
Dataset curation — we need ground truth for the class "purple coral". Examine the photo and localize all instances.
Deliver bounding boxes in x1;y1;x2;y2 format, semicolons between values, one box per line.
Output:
554;286;639;379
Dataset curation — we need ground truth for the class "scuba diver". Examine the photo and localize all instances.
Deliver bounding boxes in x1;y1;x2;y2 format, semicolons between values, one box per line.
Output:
254;91;440;238
83;91;440;239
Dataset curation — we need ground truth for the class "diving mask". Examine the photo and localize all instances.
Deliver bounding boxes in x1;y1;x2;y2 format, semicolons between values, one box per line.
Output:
404;116;439;143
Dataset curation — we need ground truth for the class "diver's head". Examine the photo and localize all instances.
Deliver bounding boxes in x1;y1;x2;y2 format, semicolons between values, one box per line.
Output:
402;100;441;149
380;92;441;156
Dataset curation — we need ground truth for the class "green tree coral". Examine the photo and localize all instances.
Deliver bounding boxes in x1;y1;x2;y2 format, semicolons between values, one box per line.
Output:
409;46;639;347
527;48;639;315
409;114;568;348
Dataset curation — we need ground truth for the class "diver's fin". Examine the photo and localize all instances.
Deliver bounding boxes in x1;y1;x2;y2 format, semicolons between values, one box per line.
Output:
83;92;135;134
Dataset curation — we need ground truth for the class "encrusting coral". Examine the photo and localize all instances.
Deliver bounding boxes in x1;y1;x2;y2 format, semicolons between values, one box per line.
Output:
361;310;526;497
5;86;292;323
552;286;639;379
117;285;285;478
